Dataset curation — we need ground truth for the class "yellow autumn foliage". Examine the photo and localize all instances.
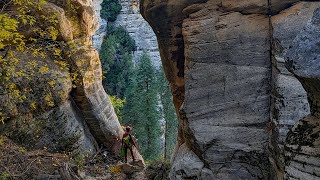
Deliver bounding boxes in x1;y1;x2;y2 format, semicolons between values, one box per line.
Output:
0;0;80;123
108;165;122;174
109;95;126;121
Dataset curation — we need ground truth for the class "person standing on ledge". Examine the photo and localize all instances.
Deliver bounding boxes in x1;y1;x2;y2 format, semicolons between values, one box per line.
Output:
121;126;136;163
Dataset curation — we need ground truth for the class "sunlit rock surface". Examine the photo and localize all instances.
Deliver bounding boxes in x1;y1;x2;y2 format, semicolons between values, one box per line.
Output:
114;0;161;67
0;0;144;163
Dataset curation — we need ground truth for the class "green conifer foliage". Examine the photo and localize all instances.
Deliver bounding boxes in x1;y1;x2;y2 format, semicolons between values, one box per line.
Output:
123;52;161;160
100;0;122;22
99;24;177;161
122;69;138;126
100;25;135;99
157;69;178;159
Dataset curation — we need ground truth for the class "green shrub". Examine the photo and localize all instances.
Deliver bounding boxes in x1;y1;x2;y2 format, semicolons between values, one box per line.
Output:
109;95;126;121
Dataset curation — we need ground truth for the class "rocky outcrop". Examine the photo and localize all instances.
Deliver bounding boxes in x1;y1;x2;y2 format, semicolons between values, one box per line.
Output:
114;0;161;67
269;2;320;176
170;143;213;179
0;49;98;154
184;2;271;179
0;0;144;162
143;1;271;178
141;0;319;179
284;8;320;179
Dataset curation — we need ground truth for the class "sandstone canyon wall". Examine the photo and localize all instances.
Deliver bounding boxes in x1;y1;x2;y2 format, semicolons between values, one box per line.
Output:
91;0;162;67
92;0;108;51
285;8;320;179
0;0;144;161
1;0;318;179
141;0;319;179
114;0;161;67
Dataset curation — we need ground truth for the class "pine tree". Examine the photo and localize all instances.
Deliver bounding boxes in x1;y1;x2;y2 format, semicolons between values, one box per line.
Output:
100;0;122;22
100;26;135;99
157;69;178;159
122;69;139;126
123;52;161;160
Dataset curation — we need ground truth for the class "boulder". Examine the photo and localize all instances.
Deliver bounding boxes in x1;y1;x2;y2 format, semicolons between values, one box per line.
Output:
169;143;214;180
120;160;145;174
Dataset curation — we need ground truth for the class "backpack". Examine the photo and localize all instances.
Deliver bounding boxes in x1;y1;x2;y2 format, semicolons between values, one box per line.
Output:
123;134;133;147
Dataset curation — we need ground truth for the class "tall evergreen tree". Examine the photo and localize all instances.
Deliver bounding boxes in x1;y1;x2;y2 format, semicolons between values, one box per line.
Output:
123;52;161;160
157;69;178;159
99;24;176;161
100;0;122;22
100;25;135;99
137;52;161;160
122;69;139;126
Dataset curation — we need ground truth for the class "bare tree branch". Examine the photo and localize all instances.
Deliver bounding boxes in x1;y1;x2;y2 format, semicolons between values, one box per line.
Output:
1;0;13;13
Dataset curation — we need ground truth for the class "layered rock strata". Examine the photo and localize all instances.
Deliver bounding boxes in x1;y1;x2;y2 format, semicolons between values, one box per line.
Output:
92;0;108;50
269;2;320;176
0;0;144;162
284;8;320;179
114;0;161;67
141;0;319;179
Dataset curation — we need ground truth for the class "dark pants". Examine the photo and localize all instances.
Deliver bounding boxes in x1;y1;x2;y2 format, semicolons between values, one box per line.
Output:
124;146;135;163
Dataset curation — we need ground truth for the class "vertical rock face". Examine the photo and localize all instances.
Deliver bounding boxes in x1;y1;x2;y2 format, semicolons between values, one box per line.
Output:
0;0;142;159
142;1;272;179
183;3;271;179
50;0;123;154
114;0;161;67
141;0;319;179
285;8;320;179
92;0;108;50
270;2;320;176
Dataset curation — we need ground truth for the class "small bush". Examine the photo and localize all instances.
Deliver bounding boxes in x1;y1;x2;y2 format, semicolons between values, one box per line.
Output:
72;153;87;169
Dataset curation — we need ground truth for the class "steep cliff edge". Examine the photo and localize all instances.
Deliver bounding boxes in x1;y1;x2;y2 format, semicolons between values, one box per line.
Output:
141;0;319;179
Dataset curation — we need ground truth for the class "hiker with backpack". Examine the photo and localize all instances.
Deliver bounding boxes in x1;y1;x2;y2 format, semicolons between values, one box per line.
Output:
121;126;136;163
